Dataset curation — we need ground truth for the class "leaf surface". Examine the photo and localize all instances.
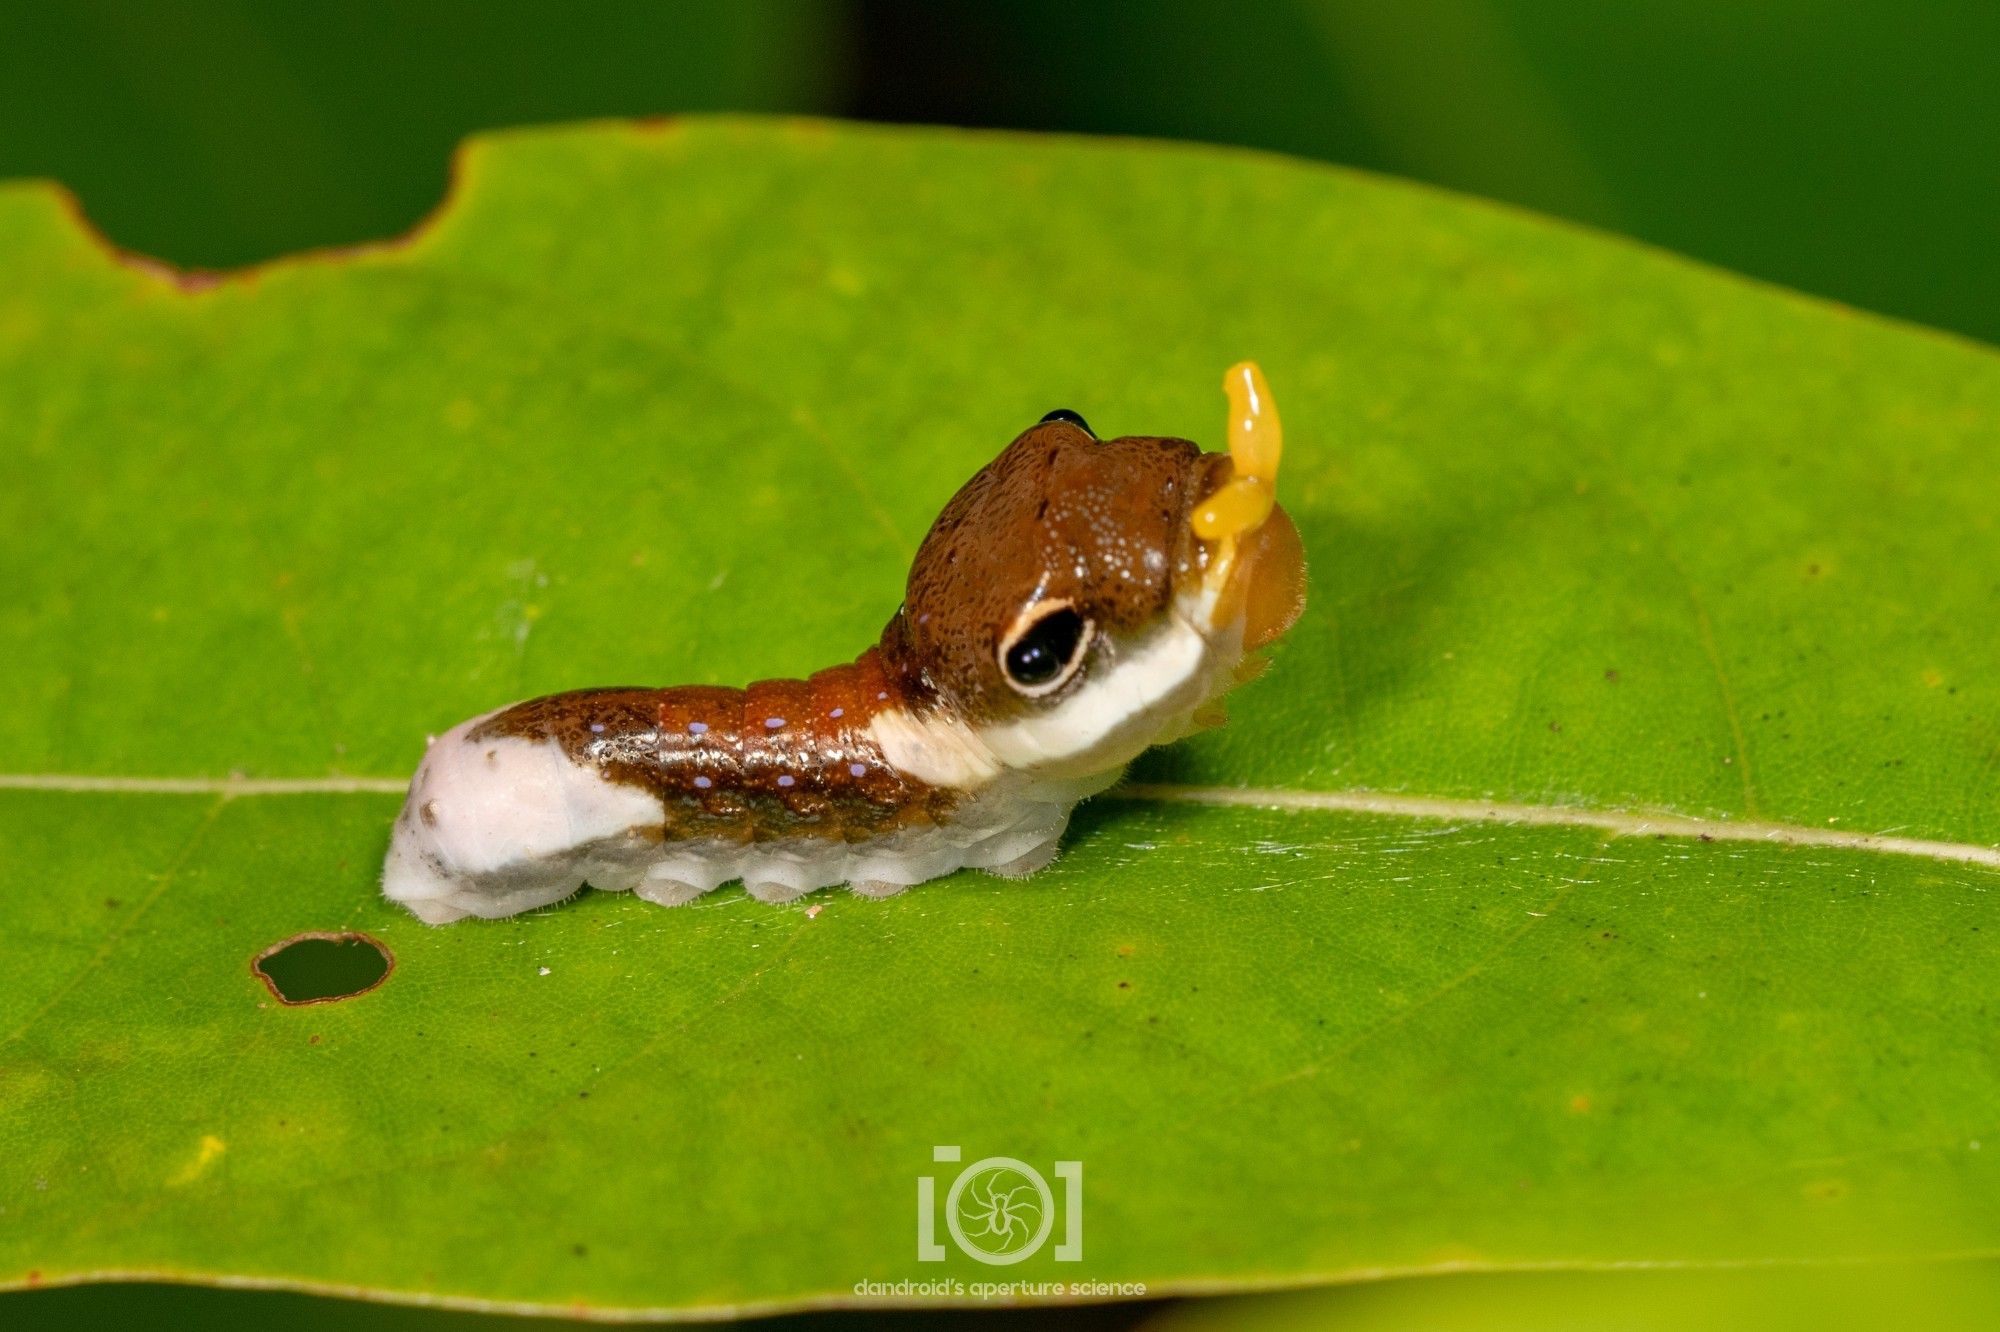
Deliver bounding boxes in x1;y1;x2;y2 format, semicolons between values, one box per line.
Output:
3;118;1999;1315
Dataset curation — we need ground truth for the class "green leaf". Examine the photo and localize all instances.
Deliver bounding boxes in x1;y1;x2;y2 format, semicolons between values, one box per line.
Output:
4;117;1998;1316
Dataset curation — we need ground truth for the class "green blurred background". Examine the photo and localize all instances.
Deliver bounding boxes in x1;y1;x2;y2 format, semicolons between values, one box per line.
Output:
4;1;1996;1326
3;0;1996;344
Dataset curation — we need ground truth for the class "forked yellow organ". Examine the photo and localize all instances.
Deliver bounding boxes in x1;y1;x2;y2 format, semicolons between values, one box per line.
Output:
1191;360;1283;541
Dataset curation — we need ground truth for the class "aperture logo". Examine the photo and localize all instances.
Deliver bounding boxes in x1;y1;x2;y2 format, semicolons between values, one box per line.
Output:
918;1146;1082;1264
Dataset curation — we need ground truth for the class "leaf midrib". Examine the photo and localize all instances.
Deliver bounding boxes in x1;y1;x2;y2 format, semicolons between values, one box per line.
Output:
0;772;1994;867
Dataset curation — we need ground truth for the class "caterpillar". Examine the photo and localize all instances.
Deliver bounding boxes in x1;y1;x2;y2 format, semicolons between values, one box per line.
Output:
383;363;1306;923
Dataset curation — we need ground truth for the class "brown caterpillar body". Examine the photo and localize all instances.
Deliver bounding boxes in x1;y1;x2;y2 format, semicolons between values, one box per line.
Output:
384;365;1307;923
468;648;957;844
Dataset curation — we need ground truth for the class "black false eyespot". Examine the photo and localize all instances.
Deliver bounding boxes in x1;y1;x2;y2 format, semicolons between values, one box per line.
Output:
999;603;1093;696
1039;408;1094;437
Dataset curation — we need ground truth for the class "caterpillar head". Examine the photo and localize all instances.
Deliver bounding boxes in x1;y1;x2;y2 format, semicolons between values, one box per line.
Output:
888;363;1307;779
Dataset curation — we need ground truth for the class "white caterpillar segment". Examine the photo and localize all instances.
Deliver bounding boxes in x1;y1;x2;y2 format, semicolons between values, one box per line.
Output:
383;714;663;924
746;878;811;905
383;722;1089;921
849;879;912;899
987;836;1063;878
972;592;1239;780
634;867;709;909
865;704;1000;789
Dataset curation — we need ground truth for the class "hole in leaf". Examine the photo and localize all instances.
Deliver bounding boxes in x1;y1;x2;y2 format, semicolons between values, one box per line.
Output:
252;932;393;1005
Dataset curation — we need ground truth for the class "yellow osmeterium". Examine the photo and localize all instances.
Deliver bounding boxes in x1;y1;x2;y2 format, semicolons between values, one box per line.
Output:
1191;477;1274;540
1192;361;1283;541
1224;360;1282;480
